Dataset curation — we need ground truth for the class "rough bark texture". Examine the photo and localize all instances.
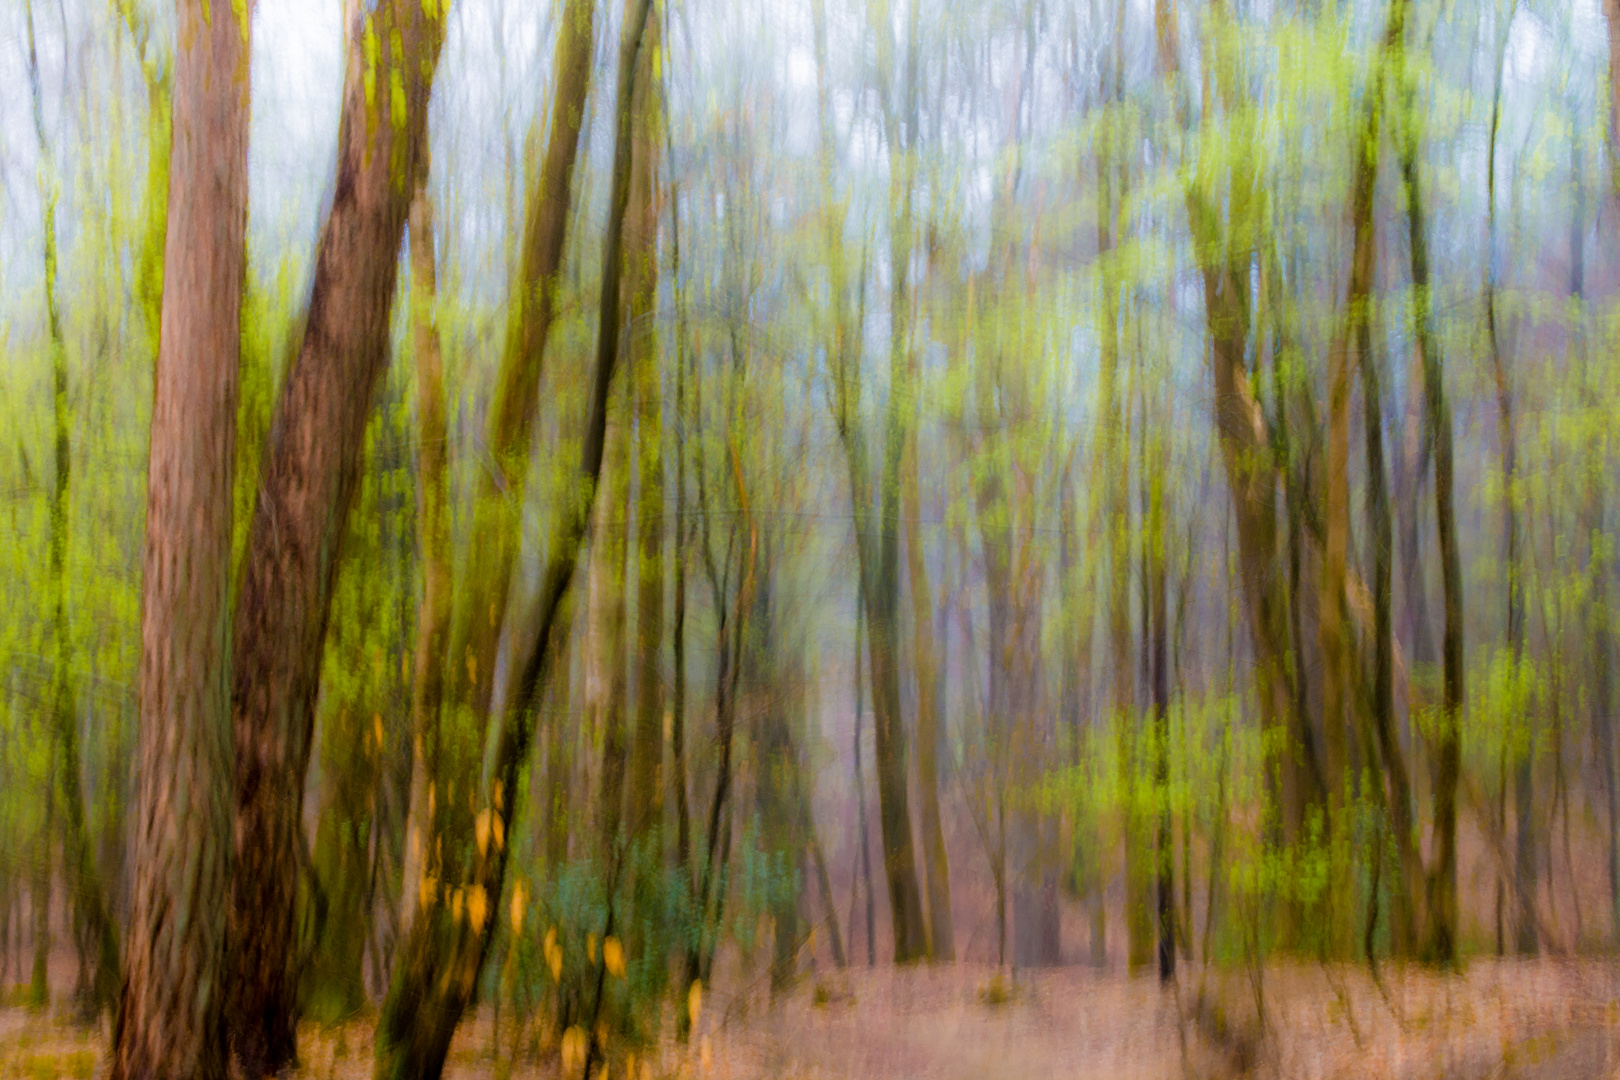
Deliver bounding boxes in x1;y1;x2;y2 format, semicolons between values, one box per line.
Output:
110;0;248;1074
226;0;446;1071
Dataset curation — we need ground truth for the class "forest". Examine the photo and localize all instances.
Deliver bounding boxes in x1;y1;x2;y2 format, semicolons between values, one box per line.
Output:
0;0;1618;1075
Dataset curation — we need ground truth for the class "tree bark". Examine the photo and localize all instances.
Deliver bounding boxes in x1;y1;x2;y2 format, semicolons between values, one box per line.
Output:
110;0;248;1072
226;0;446;1070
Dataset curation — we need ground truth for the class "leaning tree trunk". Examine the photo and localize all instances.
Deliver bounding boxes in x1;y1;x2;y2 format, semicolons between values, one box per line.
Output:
399;168;451;947
109;0;248;1074
374;2;654;1074
226;0;446;1072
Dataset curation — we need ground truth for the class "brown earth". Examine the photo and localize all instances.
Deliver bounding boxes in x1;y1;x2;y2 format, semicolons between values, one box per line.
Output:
1;959;1615;1080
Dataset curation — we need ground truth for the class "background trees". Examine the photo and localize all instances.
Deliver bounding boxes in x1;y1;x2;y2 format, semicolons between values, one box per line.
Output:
1;0;1619;1073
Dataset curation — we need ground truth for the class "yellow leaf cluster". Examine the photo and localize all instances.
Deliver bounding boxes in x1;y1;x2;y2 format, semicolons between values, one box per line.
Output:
603;935;625;978
509;879;526;934
545;926;563;981
560;1026;588;1079
687;979;703;1029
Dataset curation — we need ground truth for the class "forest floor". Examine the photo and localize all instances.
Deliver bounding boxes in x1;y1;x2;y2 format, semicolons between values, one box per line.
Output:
0;959;1616;1080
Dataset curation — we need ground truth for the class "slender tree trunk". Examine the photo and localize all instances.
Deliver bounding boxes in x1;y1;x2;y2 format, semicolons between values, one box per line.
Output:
1582;22;1619;933
27;9;57;990
670;175;693;901
227;0;446;1069
1148;417;1173;982
595;386;633;863
375;3;654;1072
903;391;953;961
1397;64;1465;969
851;606;877;967
28;0;120;1015
110;0;248;1071
1320;33;1385;955
1094;32;1150;970
1480;15;1535;954
818;0;926;964
627;16;665;854
400;171;450;947
1156;0;1313;899
31;758;51;1012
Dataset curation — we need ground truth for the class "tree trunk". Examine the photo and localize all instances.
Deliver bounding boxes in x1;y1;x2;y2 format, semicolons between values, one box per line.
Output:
400;171;450;948
26;0;120;1016
1480;21;1535;955
374;2;654;1073
1598;0;1620;947
1320;38;1384;955
109;0;248;1072
1155;0;1313;906
1397;65;1465;970
594;385;633;862
627;21;665;852
226;0;446;1070
851;606;877;967
1147;401;1173;982
901;307;953;964
670;176;694;905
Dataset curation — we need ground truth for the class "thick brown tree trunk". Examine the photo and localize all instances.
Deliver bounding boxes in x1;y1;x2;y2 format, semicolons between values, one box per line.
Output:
109;0;248;1073
226;0;446;1071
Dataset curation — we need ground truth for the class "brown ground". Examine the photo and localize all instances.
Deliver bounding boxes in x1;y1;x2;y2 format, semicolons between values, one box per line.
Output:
1;959;1615;1080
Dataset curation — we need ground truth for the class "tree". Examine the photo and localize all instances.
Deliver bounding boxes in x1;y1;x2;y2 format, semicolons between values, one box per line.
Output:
375;0;656;1072
225;0;448;1069
109;0;249;1072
